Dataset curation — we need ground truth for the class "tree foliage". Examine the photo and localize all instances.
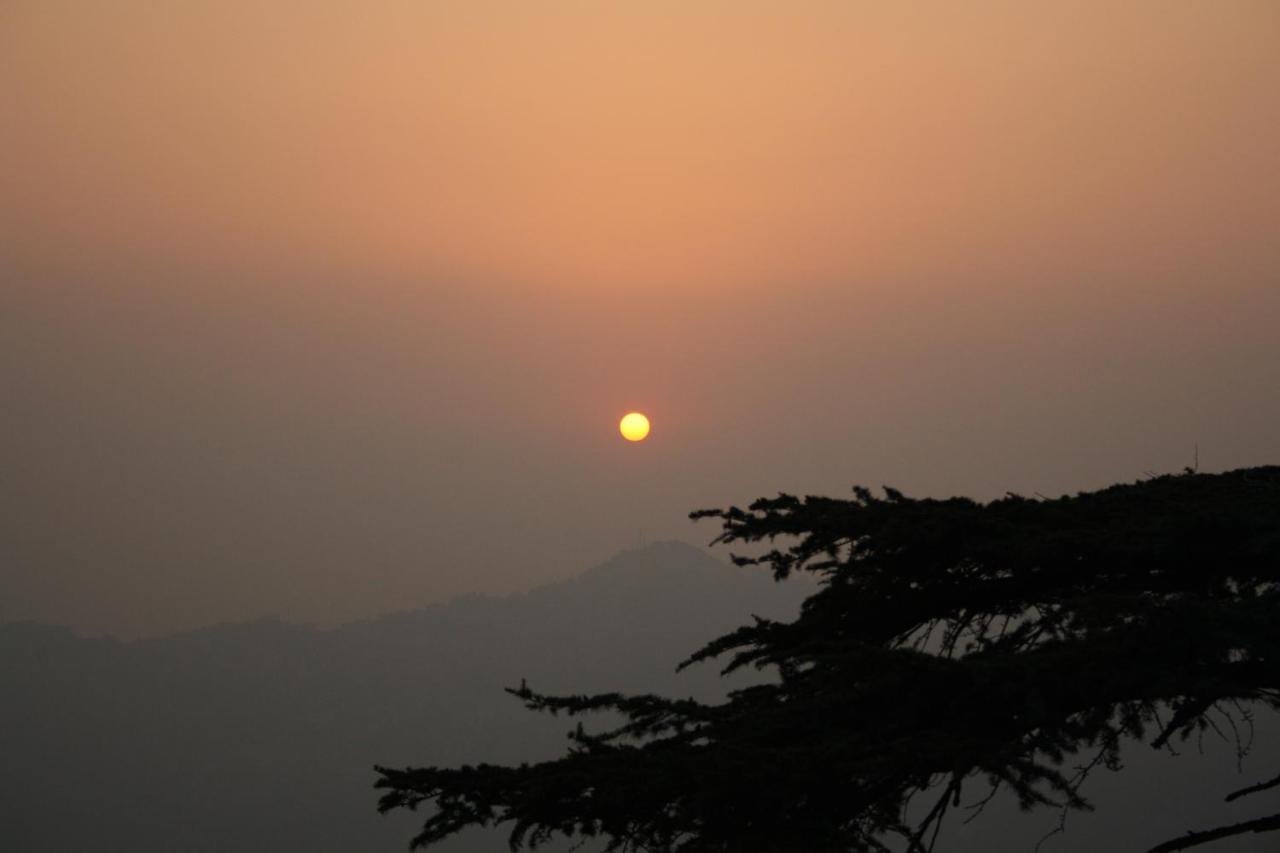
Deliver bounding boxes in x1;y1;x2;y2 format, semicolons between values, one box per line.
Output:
376;467;1280;852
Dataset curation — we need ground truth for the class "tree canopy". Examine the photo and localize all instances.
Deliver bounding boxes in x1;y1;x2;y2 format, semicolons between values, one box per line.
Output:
375;467;1280;853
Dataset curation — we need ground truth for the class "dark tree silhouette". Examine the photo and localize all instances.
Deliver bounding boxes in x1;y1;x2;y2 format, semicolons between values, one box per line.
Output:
376;467;1280;853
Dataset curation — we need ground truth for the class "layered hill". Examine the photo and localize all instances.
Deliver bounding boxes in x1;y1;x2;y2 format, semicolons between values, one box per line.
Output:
2;540;1274;852
0;541;807;853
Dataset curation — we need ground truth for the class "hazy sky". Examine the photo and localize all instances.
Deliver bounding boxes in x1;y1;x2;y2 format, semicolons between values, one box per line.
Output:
3;1;1278;637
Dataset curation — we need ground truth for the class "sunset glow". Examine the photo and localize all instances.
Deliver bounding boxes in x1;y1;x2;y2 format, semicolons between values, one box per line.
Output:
2;1;1277;638
5;5;1280;846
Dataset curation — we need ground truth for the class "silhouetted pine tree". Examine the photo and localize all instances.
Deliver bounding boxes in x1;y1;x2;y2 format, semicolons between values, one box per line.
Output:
376;467;1280;853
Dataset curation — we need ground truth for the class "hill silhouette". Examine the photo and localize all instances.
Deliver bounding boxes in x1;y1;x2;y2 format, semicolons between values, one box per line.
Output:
2;539;1274;852
0;542;807;852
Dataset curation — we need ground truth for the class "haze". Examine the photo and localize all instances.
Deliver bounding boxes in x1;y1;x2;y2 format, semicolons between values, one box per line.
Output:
3;1;1278;637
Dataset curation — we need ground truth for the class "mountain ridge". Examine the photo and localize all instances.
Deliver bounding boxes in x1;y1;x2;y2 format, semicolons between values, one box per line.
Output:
4;540;1269;853
0;539;742;644
0;540;807;853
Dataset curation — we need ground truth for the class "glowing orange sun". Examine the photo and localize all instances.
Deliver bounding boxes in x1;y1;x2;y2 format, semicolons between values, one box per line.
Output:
619;412;651;442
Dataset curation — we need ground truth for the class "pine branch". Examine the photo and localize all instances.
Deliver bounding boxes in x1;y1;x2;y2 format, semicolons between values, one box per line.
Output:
1146;814;1280;853
1224;769;1280;802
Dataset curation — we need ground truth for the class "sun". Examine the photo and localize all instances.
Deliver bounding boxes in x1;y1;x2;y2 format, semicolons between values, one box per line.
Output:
619;412;651;442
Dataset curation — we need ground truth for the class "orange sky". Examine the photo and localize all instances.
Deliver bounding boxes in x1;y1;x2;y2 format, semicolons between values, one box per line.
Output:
7;2;1277;289
3;2;1279;635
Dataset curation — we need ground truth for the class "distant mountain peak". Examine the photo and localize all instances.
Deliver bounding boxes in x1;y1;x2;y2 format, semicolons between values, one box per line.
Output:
570;539;727;580
609;538;718;562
